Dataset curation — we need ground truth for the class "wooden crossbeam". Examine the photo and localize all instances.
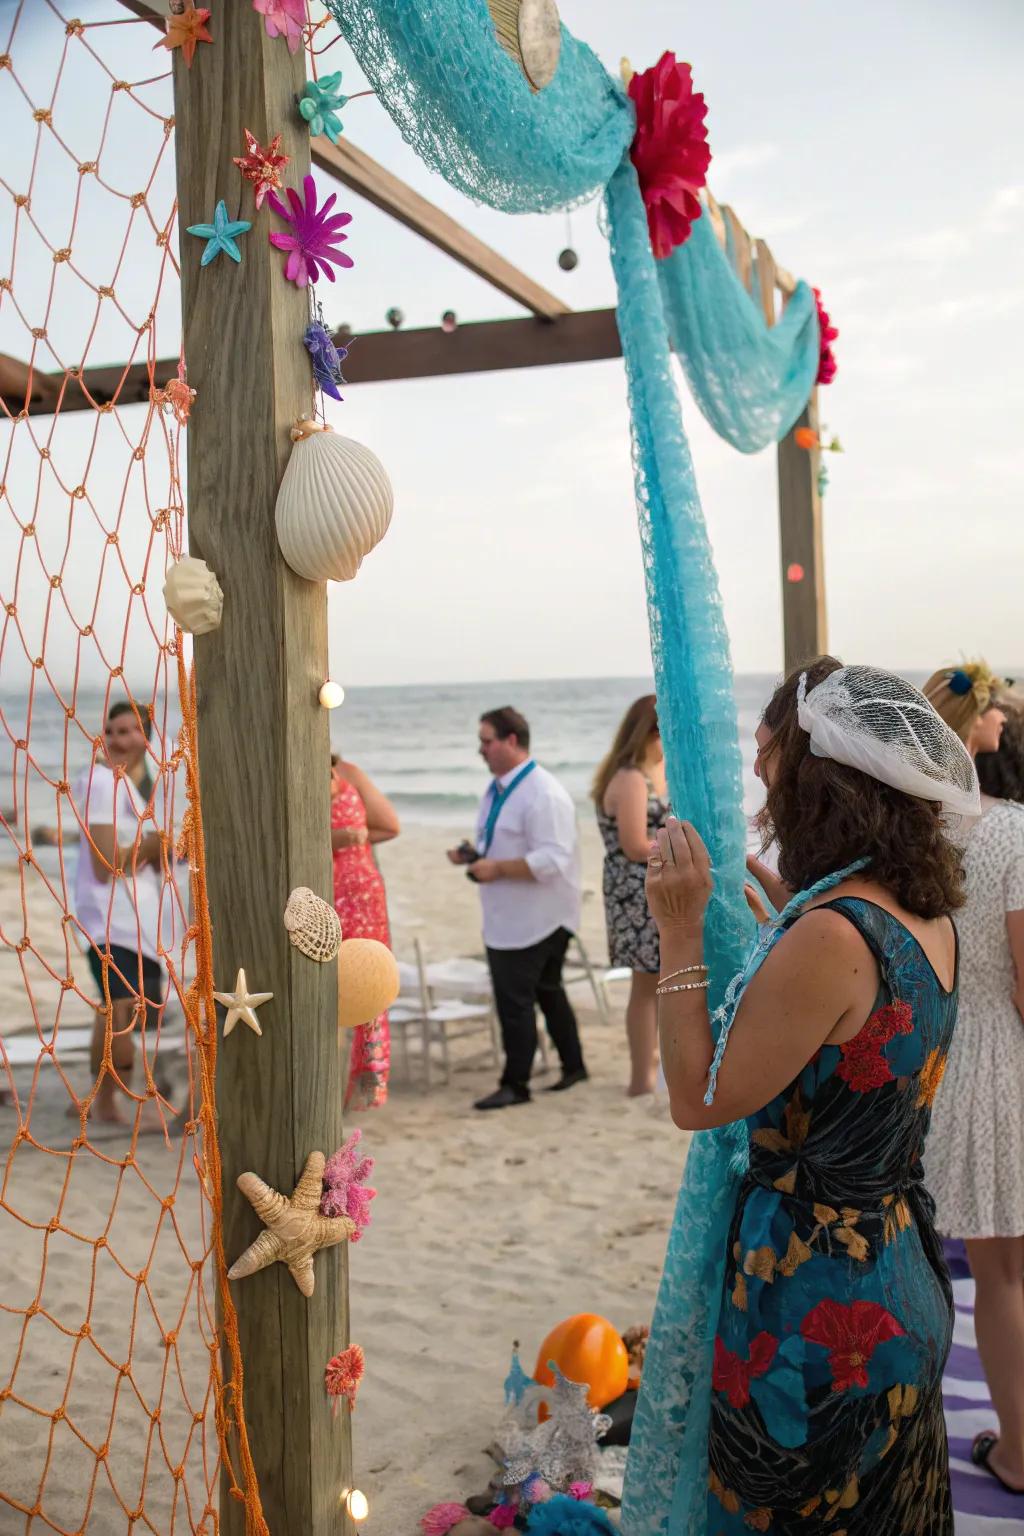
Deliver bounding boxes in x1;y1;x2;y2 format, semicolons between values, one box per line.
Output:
117;0;569;320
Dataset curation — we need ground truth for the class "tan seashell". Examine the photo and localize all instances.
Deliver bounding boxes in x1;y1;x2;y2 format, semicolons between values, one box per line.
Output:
486;0;561;91
275;420;394;584
337;938;400;1029
163;555;224;635
283;886;341;963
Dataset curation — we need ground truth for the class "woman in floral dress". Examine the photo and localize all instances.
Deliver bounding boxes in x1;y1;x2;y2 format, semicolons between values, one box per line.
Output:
622;659;979;1536
331;754;400;1108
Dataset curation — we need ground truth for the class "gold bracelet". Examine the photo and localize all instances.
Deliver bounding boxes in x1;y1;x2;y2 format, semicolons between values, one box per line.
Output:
656;979;711;995
658;964;707;985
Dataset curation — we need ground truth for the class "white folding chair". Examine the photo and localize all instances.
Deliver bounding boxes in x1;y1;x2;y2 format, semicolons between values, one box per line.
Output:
390;939;500;1088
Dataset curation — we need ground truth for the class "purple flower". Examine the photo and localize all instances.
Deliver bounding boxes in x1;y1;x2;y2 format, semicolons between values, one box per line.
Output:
303;321;348;402
267;173;354;287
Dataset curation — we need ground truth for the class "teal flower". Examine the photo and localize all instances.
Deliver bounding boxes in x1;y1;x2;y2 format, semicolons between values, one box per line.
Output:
298;71;348;143
186;200;252;266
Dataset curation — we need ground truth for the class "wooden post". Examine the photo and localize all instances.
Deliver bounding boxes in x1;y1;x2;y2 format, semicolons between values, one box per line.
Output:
170;14;350;1535
777;389;828;672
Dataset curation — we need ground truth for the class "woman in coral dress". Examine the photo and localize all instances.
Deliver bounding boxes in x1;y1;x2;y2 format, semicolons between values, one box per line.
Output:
331;755;400;1108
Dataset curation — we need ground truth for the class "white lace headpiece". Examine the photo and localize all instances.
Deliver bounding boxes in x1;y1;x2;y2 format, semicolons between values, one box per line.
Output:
796;665;980;818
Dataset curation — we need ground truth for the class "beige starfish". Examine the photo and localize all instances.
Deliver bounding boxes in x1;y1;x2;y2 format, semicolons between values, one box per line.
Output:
214;967;273;1037
227;1151;355;1298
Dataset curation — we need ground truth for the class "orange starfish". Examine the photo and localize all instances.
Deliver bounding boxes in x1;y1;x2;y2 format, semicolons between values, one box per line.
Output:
157;3;213;68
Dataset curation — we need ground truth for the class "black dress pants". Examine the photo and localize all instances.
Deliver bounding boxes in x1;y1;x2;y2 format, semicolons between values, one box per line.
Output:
486;926;585;1091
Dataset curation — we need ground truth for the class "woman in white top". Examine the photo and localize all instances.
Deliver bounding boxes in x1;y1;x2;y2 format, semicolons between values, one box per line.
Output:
924;662;1024;1493
73;700;165;1128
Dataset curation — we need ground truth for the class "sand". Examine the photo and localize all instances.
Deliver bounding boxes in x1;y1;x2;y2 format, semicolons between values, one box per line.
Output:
0;824;689;1534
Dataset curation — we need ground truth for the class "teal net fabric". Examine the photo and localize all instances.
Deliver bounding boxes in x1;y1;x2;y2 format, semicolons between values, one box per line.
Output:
659;212;820;452
325;8;823;1531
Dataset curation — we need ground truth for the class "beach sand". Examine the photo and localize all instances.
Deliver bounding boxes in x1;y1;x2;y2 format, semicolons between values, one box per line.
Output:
0;824;688;1533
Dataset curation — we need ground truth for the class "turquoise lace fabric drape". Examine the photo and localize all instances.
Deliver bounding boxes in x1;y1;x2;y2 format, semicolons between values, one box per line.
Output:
326;6;823;1529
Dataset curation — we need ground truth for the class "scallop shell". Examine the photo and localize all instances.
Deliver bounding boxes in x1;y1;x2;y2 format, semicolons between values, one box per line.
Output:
163;556;224;635
283;886;341;963
275;420;394;584
486;0;561;91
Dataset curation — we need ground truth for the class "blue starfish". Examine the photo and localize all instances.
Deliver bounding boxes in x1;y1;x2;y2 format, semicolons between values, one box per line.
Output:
186;200;252;266
298;72;348;144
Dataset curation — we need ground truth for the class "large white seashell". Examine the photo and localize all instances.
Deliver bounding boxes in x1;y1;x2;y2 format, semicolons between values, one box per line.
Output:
283;886;341;963
275;419;394;584
163;556;224;635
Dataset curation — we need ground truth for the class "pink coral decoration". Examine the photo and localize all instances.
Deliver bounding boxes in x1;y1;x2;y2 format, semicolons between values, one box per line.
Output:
813;287;839;385
321;1128;377;1240
420;1505;472;1536
324;1343;364;1414
568;1481;593;1500
489;1506;517;1530
252;0;304;53
267;173;354;287
628;52;711;260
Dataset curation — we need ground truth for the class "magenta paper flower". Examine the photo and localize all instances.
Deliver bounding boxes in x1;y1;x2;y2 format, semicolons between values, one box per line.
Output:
252;0;304;54
267;173;354;286
813;286;839;385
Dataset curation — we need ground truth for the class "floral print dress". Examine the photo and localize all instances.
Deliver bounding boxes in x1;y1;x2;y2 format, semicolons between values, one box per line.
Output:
332;777;391;1109
708;898;957;1535
597;779;670;973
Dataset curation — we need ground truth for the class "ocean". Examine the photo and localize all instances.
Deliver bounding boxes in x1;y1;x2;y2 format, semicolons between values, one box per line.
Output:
0;675;774;875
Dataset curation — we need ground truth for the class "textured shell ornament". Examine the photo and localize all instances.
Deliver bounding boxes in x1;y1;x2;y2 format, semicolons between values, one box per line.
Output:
284;886;342;963
275;418;394;583
163;555;224;635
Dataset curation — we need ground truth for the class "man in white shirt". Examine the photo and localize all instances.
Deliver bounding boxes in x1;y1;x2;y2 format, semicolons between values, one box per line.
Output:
448;706;587;1110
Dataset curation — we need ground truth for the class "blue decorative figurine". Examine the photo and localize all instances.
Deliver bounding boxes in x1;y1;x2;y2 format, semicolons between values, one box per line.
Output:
186;200;252;266
303;321;348;402
298;71;348;143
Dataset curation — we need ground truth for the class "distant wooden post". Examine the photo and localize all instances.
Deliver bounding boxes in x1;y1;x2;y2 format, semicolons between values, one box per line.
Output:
170;13;350;1534
777;389;828;672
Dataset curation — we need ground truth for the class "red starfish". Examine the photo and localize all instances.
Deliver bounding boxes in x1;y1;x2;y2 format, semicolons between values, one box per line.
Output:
157;3;212;68
233;130;290;211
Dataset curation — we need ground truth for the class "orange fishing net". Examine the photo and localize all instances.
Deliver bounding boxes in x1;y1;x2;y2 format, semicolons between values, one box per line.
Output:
0;4;266;1530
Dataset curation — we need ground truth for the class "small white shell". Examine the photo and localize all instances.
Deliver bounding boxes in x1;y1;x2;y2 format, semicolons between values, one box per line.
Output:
164;556;224;635
275;421;394;584
283;887;342;963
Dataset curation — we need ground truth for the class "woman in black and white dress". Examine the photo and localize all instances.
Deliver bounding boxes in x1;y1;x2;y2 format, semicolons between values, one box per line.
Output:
594;695;669;1096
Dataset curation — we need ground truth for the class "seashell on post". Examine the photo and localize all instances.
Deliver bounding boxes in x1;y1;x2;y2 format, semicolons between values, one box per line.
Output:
275;418;394;583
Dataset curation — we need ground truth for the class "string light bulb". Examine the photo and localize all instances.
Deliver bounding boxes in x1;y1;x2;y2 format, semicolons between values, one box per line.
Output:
319;680;345;709
342;1488;369;1522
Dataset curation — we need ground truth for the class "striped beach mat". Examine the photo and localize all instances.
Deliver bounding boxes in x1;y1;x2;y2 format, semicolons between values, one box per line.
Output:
944;1239;1024;1534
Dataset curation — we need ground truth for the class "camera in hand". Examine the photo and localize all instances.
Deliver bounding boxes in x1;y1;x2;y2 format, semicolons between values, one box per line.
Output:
456;840;481;865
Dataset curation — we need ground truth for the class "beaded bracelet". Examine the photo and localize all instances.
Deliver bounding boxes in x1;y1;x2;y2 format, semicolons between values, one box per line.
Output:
658;963;707;986
656;978;711;995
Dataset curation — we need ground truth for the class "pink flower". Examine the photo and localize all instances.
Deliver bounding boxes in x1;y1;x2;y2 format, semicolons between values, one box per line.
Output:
321;1128;376;1240
324;1343;364;1414
813;286;839;385
489;1506;518;1530
420;1504;471;1536
252;0;304;54
267;173;354;287
801;1299;904;1392
628;52;711;260
568;1482;593;1500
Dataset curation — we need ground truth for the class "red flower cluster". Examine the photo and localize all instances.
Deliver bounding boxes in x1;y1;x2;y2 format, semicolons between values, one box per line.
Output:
836;1000;913;1093
712;1332;777;1408
628;52;711;260
324;1343;364;1414
813;287;839;385
801;1299;904;1392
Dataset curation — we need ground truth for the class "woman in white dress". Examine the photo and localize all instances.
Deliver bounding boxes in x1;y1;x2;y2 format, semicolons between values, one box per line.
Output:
924;662;1024;1493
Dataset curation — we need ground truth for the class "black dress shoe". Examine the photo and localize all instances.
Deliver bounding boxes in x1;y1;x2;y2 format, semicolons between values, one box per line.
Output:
473;1084;531;1111
545;1067;589;1092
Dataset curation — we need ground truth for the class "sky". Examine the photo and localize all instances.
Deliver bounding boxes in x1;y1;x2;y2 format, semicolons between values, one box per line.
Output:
1;0;1022;694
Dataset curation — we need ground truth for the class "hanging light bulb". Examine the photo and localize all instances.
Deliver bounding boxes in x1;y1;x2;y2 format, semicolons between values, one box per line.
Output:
342;1488;369;1522
440;310;458;333
386;307;404;330
557;247;578;271
319;680;345;709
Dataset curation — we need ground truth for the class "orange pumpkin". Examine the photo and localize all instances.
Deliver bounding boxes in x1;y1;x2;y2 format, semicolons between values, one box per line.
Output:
533;1314;629;1420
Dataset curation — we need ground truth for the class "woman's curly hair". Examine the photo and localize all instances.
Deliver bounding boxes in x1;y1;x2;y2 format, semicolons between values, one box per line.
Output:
755;656;965;918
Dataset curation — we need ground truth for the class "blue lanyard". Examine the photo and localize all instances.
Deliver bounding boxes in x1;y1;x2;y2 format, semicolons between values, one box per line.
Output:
480;760;537;854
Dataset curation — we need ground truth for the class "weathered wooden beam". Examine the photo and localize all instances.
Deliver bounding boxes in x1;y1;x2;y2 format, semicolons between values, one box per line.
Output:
170;11;350;1535
754;237;777;327
777;390;828;671
9;309;623;413
118;0;569;319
